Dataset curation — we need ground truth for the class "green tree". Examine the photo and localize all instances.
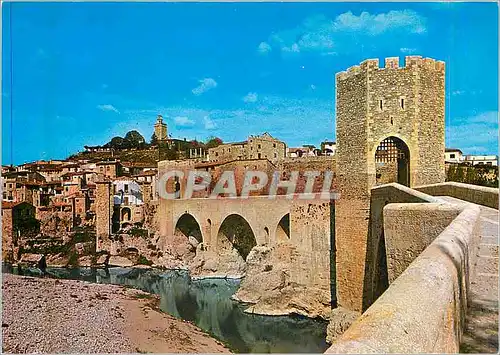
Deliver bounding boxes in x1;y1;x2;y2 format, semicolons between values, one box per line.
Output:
150;133;158;146
108;136;124;149
205;137;223;149
124;130;145;148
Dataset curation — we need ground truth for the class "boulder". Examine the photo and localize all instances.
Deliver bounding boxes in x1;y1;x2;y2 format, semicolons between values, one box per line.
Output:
326;307;360;343
188;236;200;250
94;253;109;267
108;255;134;267
19;253;43;265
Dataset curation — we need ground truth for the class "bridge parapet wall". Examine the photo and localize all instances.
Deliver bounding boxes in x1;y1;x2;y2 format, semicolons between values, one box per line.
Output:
415;181;499;209
363;183;445;309
326;203;481;353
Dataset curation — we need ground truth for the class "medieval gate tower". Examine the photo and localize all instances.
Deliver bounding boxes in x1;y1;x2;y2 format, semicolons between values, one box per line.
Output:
335;56;446;312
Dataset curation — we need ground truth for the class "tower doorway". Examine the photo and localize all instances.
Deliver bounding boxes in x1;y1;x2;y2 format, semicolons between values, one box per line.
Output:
375;136;410;187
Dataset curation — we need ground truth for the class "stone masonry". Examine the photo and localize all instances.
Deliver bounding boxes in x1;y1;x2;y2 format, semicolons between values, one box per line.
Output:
335;56;446;312
95;180;113;251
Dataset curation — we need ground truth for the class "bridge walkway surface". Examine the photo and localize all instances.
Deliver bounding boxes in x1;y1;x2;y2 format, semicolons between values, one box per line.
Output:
439;196;498;353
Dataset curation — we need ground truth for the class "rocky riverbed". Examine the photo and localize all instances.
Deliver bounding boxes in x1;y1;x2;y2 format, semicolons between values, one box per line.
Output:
2;273;230;353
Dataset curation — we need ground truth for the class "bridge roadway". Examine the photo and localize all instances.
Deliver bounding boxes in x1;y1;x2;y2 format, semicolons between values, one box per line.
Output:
439;196;498;353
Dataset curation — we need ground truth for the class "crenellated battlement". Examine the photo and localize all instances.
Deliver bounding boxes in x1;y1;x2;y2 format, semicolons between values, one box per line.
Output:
336;55;445;81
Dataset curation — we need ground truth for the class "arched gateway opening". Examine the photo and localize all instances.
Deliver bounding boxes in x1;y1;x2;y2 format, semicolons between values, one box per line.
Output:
175;213;203;243
217;214;256;260
275;213;290;241
375;136;410;186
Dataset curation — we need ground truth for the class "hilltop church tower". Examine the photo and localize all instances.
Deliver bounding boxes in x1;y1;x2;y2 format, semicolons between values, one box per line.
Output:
154;115;168;141
334;56;446;313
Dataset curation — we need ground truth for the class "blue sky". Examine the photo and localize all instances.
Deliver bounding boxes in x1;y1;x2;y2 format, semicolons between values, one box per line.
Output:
2;2;498;165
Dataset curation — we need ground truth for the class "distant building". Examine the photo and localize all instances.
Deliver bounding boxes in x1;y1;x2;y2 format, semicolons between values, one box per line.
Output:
287;146;319;158
321;141;336;156
112;178;144;230
445;148;464;164
154;115;168;141
96;160;122;179
465;155;498;167
113;178;144;206
208;132;286;163
2;201;37;262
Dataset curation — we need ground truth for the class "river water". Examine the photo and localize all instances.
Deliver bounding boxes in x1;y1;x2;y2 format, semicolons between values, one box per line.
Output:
2;264;328;353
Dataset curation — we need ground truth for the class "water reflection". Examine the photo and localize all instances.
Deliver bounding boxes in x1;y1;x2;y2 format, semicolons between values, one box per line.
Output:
2;264;328;353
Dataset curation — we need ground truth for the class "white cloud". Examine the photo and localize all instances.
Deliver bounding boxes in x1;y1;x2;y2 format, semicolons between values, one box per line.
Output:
446;111;498;155
310;84;316;90
192;78;218;96
174;116;195;126
262;10;426;55
400;47;417;54
121;95;334;147
452;90;466;96
257;42;272;54
333;10;425;35
203;116;216;130
97;104;120;114
243;92;258;103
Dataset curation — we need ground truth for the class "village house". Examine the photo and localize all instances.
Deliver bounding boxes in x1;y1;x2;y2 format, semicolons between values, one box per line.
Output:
96;160;122;179
61;162;81;174
2;201;38;262
112;177;144;230
39;165;64;182
208;132;286;163
464;154;498;166
321;141;336;156
287;145;320;158
121;161;157;176
445;148;465;164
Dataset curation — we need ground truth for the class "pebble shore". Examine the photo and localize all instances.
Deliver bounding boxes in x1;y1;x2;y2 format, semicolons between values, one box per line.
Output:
2;273;230;353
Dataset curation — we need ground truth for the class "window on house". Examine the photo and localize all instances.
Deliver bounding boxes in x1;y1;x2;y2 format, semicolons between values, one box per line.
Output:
229;148;231;153
106;166;110;171
379;100;383;110
258;144;261;149
273;143;276;148
487;162;493;165
400;98;405;109
274;153;277;158
2;192;6;199
100;167;104;172
124;184;129;193
258;153;262;159
450;154;456;159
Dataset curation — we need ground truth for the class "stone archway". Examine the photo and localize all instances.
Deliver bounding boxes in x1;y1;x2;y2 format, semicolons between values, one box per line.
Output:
375;136;410;187
121;207;131;222
217;214;257;260
275;213;290;241
174;213;203;243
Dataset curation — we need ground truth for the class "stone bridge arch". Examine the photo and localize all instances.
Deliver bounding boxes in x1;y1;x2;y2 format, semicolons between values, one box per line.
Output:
217;213;257;260
275;213;291;242
174;213;204;243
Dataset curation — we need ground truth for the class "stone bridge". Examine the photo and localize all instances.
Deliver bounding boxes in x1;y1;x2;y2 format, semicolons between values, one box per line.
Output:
158;194;335;316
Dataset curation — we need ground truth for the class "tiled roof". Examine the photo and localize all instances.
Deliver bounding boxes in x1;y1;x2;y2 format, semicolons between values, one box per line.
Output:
2;201;27;209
